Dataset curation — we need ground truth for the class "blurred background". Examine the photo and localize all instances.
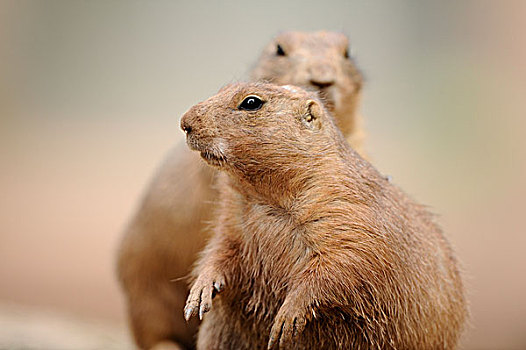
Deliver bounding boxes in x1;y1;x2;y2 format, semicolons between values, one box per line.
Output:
1;1;525;349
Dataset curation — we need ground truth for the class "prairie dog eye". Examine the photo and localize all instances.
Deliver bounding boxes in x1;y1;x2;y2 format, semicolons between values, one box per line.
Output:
276;44;286;56
239;95;264;111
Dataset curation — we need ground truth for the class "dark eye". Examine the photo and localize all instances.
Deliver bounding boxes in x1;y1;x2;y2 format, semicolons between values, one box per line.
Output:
276;44;286;56
344;47;350;58
239;95;264;111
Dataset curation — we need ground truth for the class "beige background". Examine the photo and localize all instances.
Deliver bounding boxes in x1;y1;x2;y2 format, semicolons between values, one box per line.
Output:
1;1;525;349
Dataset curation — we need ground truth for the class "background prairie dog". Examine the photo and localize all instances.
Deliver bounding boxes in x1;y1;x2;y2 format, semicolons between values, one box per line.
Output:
117;31;365;350
252;31;365;154
181;82;467;350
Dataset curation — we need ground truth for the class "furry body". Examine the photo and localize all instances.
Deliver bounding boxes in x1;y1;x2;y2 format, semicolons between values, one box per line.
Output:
181;83;467;350
117;31;365;349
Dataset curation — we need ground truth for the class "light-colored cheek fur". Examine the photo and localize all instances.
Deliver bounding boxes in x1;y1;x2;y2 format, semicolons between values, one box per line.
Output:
215;138;227;155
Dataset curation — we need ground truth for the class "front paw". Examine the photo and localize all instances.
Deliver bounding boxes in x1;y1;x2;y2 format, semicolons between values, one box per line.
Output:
267;301;308;349
184;271;225;321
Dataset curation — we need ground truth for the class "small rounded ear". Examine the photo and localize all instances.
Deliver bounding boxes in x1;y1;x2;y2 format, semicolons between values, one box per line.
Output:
301;100;323;130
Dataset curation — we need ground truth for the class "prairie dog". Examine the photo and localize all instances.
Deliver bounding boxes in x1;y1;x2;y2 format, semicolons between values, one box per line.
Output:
117;31;365;350
181;83;467;349
252;31;365;153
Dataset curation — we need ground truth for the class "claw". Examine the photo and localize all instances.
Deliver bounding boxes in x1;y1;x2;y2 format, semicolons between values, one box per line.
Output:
199;302;210;320
213;280;224;292
184;272;225;322
267;321;283;349
268;302;308;349
184;305;194;321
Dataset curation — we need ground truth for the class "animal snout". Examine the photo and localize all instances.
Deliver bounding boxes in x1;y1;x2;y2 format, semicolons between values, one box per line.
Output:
181;120;192;134
308;63;336;88
310;79;334;89
180;106;212;151
180;108;197;135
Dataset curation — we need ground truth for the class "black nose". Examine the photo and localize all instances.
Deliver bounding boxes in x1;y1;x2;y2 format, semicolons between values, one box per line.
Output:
180;119;192;134
310;80;334;89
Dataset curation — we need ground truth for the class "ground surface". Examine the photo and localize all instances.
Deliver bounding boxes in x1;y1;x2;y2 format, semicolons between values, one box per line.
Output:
0;303;132;350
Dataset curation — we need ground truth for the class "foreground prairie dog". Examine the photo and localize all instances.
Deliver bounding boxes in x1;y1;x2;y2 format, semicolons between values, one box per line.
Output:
181;82;467;349
117;31;365;350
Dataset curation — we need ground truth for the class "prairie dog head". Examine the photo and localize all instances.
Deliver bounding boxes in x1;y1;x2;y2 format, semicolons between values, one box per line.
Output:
251;31;363;136
180;83;343;186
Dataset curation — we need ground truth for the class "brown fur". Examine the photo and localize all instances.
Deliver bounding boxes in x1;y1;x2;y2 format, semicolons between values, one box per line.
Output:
181;83;467;350
251;31;365;154
117;31;365;350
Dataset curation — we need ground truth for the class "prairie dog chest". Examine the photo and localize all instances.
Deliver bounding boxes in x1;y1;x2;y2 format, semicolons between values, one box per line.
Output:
240;202;308;269
225;202;308;304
